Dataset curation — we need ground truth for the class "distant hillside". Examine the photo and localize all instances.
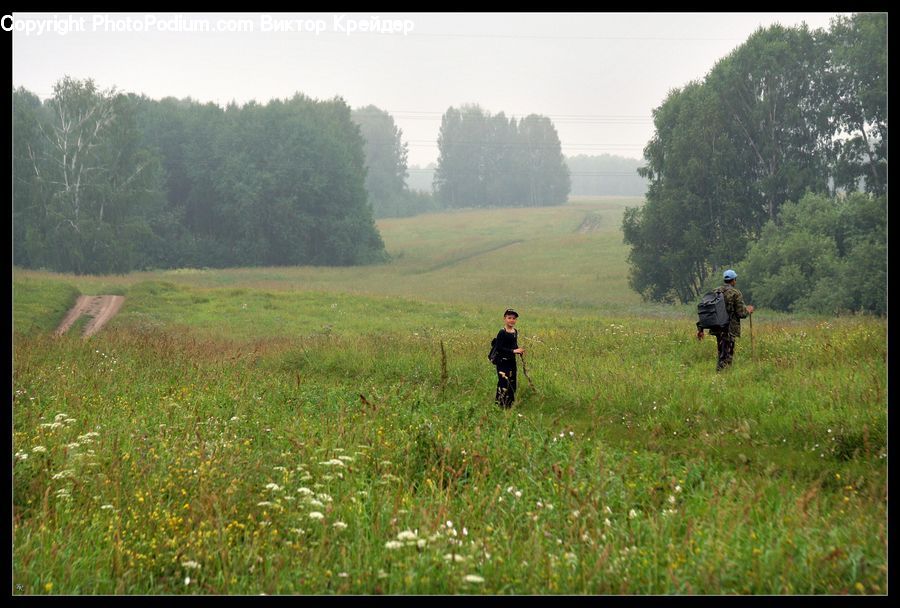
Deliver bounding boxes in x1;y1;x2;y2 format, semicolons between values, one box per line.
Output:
566;154;648;196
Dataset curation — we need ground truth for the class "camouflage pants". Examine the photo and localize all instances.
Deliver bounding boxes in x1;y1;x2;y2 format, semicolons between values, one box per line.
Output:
716;333;736;370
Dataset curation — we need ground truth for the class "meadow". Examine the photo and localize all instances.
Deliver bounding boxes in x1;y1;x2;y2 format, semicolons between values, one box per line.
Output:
12;197;887;594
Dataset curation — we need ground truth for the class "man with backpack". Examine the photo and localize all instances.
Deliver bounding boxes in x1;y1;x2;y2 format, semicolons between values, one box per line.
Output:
696;269;754;371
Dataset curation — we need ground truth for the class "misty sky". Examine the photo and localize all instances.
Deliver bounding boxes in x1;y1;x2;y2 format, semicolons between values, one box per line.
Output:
12;11;847;167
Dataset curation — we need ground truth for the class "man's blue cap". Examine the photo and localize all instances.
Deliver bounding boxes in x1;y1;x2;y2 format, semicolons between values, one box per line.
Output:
724;269;737;281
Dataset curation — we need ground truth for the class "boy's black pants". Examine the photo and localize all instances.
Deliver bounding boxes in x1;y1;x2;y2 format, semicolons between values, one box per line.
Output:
495;363;517;408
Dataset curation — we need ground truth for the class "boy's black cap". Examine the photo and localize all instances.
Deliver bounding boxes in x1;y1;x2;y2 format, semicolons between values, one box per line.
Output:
504;308;519;317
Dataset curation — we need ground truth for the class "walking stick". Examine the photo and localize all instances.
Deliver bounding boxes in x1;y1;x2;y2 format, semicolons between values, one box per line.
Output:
749;312;755;361
518;352;537;393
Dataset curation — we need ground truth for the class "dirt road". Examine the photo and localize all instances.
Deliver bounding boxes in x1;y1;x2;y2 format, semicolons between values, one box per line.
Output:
55;295;125;338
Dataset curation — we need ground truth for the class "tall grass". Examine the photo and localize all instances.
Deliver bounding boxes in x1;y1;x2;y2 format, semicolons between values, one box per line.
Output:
12;198;886;594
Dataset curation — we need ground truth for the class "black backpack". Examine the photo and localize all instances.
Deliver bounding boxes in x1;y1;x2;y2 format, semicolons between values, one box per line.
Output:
697;288;730;330
488;337;499;365
488;328;516;365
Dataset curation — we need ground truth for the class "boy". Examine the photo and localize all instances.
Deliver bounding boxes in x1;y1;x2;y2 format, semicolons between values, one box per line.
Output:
492;308;525;408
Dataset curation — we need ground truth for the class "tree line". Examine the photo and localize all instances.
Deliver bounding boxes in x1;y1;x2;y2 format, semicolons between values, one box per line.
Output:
623;13;886;314
406;155;647;198
13;79;387;274
13;83;577;275
434;104;571;208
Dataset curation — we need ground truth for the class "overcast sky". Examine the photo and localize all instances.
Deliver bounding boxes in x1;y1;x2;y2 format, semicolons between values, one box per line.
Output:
12;11;847;167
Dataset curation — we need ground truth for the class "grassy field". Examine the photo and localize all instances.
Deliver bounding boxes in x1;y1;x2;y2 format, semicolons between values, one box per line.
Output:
12;197;887;595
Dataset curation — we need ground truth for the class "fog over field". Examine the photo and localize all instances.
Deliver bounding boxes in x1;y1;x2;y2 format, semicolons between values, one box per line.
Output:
12;12;843;166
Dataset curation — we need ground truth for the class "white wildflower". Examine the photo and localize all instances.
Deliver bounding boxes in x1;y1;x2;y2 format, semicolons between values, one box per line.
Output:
629;509;638;519
444;554;467;562
385;540;403;550
397;530;418;541
297;487;314;496
319;459;345;467
464;574;485;584
332;521;348;530
182;560;201;569
265;483;282;491
308;511;324;520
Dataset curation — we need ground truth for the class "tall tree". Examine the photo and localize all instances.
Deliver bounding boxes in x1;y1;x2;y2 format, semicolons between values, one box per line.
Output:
623;16;885;304
825;13;887;196
518;114;570;206
15;77;167;274
351;105;411;218
624;82;742;302
706;24;832;226
434;105;570;208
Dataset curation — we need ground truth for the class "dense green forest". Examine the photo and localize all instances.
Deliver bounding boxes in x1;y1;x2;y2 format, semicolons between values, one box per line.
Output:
623;13;886;314
13;82;387;274
13;86;575;273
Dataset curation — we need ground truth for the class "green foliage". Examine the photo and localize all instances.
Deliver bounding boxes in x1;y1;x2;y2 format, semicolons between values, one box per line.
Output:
14;81;389;274
435;105;570;208
740;193;886;314
624;15;886;305
13;79;169;275
826;13;887;196
352;105;434;219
